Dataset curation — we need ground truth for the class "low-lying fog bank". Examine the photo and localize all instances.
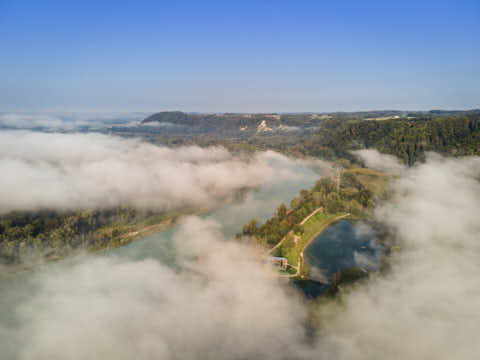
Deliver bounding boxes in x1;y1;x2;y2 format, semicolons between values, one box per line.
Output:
1;143;479;359
0;131;329;214
314;151;480;359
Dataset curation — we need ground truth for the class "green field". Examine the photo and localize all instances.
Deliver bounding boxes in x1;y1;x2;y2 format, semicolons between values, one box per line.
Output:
276;210;347;268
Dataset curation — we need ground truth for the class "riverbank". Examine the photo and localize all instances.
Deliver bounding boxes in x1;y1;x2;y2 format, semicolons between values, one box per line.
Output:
272;208;350;278
0;216;179;279
296;213;350;279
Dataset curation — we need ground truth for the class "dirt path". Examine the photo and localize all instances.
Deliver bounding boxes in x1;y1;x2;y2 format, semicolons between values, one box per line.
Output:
267;207;324;256
267;230;292;255
280;213;350;278
116;218;174;246
300;207;323;225
121;220;172;241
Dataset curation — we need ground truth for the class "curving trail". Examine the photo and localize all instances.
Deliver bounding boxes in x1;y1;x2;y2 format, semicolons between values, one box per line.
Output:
299;207;323;225
267;207;324;256
280;213;350;279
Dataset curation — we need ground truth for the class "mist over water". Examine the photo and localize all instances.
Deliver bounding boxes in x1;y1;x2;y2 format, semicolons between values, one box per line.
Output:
106;157;324;263
1;144;480;359
0;146;324;360
313;151;480;359
0;131;328;214
304;220;381;284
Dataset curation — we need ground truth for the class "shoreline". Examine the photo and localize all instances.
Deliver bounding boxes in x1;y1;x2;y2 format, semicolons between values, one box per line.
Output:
0;205;218;278
297;213;351;278
0;218;177;279
278;212;351;279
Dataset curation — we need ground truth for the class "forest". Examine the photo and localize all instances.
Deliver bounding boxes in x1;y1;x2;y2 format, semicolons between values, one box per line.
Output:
114;110;480;167
239;168;387;248
0;208;172;264
3;110;480;265
284;111;480;165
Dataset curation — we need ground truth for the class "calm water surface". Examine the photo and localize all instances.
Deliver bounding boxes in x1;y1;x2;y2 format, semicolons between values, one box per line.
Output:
304;220;381;284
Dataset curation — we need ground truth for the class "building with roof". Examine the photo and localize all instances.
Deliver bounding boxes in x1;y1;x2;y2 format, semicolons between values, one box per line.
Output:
269;257;288;271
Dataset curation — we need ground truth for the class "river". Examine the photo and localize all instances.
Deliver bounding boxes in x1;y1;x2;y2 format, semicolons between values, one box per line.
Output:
0;158;322;355
0;159;383;357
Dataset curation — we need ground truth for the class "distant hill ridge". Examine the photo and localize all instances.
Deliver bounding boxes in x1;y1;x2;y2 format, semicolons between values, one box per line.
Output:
141;111;294;135
142;109;480;124
139;109;480;138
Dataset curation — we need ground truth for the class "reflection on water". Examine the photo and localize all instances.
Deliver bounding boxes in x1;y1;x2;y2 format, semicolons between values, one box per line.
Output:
291;279;329;299
304;220;381;284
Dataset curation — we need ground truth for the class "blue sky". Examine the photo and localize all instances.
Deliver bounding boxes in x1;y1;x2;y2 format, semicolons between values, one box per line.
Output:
0;0;479;113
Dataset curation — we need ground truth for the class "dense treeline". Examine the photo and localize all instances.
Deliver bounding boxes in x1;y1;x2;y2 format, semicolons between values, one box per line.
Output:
130;111;480;167
297;112;480;165
8;111;478;264
140;111;285;136
0;208;165;264
240;170;378;247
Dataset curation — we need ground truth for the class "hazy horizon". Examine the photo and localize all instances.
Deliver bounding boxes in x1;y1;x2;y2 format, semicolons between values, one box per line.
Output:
2;2;480;359
2;107;480;116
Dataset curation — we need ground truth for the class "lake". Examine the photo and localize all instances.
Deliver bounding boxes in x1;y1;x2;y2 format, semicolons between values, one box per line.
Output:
304;219;381;284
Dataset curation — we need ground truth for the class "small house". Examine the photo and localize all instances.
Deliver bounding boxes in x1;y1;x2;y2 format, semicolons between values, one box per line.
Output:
269;257;288;271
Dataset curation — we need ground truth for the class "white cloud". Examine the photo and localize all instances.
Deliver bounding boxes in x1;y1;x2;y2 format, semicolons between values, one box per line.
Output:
0;131;325;213
3;147;480;359
8;217;307;360
316;153;480;359
352;149;406;174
